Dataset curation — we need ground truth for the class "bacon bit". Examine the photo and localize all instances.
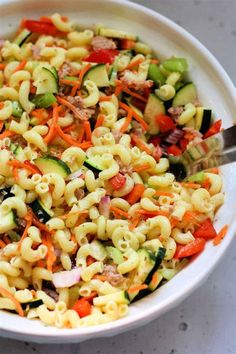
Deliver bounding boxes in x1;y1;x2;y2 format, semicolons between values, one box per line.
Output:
13;59;27;73
133;163;150;172
95;114;105;128
213;224;228;246
110;206;130;219
131;133;152;155
0;286;24;317
0;239;6;249
128;284;148;293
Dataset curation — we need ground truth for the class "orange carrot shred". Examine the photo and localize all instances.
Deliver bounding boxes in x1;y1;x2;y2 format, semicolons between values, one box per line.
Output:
119;101;149;131
44;103;60;144
0;240;6;249
124;57;144;71
83;121;92;141
213;225;228;246
18;212;33;249
92;275;107;281
121;86;147;103
0;286;24;317
181;182;201;189
13;59;27;73
133;163;150;172
155;191;174;197
77;63;92;90
62;123;77;133
95;114;105;129
110;206;130;219
125;184;145;205
128;284;148;293
120;108;133;133
0;130;16;140
99;95;113;102
131;133;152;155
0;63;6;70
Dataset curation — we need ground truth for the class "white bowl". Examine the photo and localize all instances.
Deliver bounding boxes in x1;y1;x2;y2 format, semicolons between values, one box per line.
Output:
0;0;236;343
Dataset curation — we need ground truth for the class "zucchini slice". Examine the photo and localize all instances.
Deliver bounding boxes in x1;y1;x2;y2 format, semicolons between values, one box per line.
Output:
172;83;197;107
21;299;43;310
34;156;71;178
13;28;32;46
106;246;124;265
99;27;137;40
195;107;212;134
32;93;56;108
145;247;166;284
83;64;110;87
148;63;166;86
12;101;24;118
144;93;166;134
30;199;53;223
83;155;107;173
33;66;58;95
0;210;17;233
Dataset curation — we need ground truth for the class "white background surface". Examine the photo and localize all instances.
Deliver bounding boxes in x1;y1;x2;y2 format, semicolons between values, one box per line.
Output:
1;0;236;353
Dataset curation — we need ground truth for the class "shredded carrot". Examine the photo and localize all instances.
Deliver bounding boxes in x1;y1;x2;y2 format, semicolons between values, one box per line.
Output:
95;114;105;129
63;123;77;133
32;217;51;233
13;59;27;73
183;210;201;226
131;133;152;155
170;217;179;228
133;163;150;172
114;83;123;96
129;214;141;231
151;272;158;284
0;121;4;132
13;166;19;182
119;101;149;131
121;86;147;103
124;57;144;71
70;82;80;97
0;102;4;109
125;184;145;205
201;177;211;191
31;108;49;120
18;212;33;249
136;209;169;217
57;96;88;121
213;224;228;246
42;233;56;272
128;284;148;293
150;59;159;64
120;107;133;133
36;260;45;268
77;63;92;90
155;191;174;197
0;240;6;249
0;130;16;140
99;95;113;102
110;206;130;219
60;79;78;86
83;121;92;141
44;103;61;144
92;275;107;281
56;124;92;149
0;63;6;70
71;234;78;255
0;286;24;317
181;182;201;189
206;167;219;174
8;160;39;175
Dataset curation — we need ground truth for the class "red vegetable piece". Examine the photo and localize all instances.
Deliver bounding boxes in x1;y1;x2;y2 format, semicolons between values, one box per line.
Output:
174;238;206;259
203;119;222;139
72;299;92;318
84;49;119;64
110;173;126;190
155;114;175;133
179;138;189;151
167;144;182;156
193;218;217;239
23;19;64;36
148;135;161;146
152;145;163;161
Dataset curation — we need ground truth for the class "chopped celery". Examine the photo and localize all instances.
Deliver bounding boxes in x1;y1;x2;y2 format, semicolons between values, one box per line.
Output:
148;63;166;86
12;101;24;118
106;246;124;264
32;93;56;108
187;171;205;184
162;57;188;73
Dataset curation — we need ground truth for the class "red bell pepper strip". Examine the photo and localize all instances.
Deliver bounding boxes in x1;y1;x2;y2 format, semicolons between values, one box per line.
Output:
110;173;126;190
193;218;217;239
84;49;119;64
72;298;92;318
203;119;222;139
167;144;182;156
149;136;161;146
155;114;176;133
174;238;206;259
179;138;188;151
23;19;64;36
120;39;136;50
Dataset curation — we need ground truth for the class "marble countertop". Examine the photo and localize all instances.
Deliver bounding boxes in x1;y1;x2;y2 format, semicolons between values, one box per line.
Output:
1;1;236;353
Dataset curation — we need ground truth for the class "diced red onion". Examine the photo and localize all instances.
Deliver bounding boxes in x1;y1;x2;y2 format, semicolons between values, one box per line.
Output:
66;169;83;181
165;129;184;145
52;268;81;288
99;196;111;218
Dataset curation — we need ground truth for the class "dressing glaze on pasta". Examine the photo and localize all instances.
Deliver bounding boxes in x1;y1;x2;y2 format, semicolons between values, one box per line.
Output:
0;14;224;328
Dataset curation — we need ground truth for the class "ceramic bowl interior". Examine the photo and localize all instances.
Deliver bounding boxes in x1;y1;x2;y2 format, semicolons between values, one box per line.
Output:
0;0;236;343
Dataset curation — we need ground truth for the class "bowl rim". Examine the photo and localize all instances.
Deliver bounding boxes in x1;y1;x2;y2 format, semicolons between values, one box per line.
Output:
1;0;236;341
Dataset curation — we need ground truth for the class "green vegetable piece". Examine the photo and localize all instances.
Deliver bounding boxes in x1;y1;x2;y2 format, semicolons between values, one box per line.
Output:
32;93;56;108
106;246;124;265
64;76;78;81
187;171;205;184
163;57;188;73
12;101;24;118
148;63;166;86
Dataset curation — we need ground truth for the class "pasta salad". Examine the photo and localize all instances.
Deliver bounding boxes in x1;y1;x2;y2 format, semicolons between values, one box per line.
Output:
0;14;225;328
